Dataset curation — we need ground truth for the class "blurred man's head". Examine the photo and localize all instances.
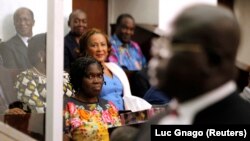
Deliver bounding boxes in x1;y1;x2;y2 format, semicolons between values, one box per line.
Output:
115;14;135;44
68;9;87;37
14;7;35;37
149;4;240;102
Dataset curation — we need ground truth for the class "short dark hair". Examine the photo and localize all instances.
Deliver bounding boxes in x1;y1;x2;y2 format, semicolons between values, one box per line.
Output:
28;33;46;66
70;56;103;92
67;9;86;26
116;13;135;26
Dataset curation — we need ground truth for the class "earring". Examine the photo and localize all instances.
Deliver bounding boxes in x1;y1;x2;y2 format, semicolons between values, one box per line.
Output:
40;57;43;63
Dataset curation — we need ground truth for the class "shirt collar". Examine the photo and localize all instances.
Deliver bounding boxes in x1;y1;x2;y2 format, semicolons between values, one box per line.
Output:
159;81;236;125
178;80;237;124
112;34;131;47
17;34;31;47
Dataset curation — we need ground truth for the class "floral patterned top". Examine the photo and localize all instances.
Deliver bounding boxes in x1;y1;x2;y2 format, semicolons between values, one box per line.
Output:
109;35;147;71
15;68;74;113
63;96;121;141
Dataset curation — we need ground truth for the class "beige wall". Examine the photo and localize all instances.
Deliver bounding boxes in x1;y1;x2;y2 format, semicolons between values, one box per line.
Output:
0;0;72;42
235;0;250;71
108;0;159;25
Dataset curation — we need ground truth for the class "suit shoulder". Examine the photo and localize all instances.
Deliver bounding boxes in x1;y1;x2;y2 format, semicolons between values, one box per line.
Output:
4;36;21;46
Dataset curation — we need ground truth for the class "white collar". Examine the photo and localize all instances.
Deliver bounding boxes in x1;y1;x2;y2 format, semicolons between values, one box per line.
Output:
17;34;31;47
159;81;236;124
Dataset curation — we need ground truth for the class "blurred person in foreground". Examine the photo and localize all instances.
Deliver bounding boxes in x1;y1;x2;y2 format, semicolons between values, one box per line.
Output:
136;4;250;140
63;56;121;141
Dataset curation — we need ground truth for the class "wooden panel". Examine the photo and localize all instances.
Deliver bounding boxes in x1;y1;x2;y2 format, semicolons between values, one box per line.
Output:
73;0;108;33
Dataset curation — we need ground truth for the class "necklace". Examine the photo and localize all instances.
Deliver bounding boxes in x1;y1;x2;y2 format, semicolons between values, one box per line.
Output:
32;67;46;78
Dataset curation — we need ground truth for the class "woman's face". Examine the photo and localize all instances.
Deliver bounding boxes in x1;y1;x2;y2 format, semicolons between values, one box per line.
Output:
87;33;109;63
81;63;103;97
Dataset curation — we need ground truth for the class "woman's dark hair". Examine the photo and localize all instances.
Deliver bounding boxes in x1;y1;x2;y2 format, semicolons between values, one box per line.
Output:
79;28;112;58
28;33;46;66
69;56;103;92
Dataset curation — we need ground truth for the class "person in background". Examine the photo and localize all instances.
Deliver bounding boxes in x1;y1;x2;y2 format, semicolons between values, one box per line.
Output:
109;13;146;71
136;4;250;141
0;7;35;69
64;9;87;72
79;28;151;112
63;57;121;141
0;8;35;112
15;33;73;113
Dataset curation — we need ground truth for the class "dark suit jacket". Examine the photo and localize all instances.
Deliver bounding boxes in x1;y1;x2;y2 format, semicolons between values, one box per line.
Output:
0;35;31;69
64;32;79;72
135;92;250;141
0;65;19;106
193;92;250;124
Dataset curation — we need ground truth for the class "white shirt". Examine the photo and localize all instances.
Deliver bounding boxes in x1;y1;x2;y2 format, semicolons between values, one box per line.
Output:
240;86;250;102
158;81;237;124
17;34;30;47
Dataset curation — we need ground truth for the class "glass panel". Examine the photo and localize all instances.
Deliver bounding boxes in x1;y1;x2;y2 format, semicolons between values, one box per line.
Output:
0;1;47;140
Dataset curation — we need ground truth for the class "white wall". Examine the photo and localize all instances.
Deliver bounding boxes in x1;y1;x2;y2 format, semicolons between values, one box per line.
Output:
108;0;217;35
158;0;217;34
108;0;159;25
235;0;250;70
0;0;72;42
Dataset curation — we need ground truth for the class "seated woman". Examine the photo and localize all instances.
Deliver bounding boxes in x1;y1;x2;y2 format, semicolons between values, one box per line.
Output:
15;33;73;113
63;56;121;141
79;28;151;112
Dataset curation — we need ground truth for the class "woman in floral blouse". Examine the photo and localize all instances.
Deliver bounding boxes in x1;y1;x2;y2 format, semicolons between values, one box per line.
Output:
15;33;73;113
63;56;121;141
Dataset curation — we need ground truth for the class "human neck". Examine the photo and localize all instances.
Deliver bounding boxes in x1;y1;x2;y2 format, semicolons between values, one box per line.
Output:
75;93;98;103
18;32;32;38
101;63;112;76
33;63;46;76
75;36;81;44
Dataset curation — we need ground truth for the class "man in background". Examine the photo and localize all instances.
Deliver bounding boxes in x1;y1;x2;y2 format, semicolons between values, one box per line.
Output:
0;7;35;69
64;9;87;72
109;14;146;71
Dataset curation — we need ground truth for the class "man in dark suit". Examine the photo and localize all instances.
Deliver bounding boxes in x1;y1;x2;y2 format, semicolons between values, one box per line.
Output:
0;7;34;69
64;9;87;72
136;4;250;140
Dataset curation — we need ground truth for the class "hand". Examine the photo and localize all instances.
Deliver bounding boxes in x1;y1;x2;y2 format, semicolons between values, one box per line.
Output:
5;108;26;115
